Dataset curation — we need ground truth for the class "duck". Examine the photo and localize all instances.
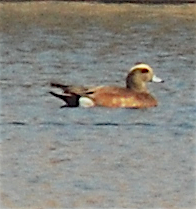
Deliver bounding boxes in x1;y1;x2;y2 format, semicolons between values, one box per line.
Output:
49;63;164;108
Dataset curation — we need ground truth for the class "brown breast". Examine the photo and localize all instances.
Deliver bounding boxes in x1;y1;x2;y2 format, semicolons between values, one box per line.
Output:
91;87;157;108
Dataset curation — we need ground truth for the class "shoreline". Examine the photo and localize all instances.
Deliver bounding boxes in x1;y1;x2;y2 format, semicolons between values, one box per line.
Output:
0;0;196;4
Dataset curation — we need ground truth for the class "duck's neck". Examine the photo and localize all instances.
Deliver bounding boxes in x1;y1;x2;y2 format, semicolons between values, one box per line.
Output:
126;76;148;92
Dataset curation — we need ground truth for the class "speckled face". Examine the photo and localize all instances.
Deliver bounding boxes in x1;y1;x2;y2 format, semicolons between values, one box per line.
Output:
126;63;163;91
129;64;154;82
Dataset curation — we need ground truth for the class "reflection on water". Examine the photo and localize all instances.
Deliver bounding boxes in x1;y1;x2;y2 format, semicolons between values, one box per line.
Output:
0;2;195;208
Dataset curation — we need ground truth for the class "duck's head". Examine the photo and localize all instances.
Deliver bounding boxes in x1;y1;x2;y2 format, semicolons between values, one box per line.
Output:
126;63;164;92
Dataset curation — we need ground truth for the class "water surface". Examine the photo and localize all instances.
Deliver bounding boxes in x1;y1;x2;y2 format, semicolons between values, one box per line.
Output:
0;2;195;208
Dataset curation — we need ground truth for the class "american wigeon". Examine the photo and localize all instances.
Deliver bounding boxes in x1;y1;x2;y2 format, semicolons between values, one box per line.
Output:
49;63;164;108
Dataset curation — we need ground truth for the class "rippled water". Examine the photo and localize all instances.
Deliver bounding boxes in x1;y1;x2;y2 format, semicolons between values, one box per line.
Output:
0;2;195;208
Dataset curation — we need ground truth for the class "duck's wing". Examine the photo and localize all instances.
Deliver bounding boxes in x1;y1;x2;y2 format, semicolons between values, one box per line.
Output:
50;82;95;95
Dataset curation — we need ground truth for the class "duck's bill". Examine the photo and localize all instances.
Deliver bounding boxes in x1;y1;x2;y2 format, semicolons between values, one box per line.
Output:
152;75;164;83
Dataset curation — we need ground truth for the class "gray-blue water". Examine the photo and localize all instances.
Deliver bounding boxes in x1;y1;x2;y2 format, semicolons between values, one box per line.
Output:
0;3;195;208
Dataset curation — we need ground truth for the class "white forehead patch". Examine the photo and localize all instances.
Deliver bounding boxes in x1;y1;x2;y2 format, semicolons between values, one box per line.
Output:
130;63;152;72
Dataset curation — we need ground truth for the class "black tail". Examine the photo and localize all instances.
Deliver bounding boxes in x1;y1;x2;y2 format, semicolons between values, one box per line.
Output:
49;91;80;108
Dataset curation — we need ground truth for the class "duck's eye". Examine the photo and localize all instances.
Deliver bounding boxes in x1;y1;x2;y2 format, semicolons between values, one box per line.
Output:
141;69;149;73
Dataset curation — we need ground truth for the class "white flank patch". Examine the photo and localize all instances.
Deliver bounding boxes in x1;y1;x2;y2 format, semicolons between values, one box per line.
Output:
79;97;95;107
